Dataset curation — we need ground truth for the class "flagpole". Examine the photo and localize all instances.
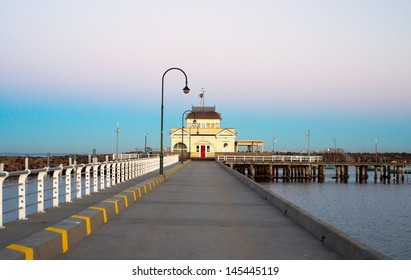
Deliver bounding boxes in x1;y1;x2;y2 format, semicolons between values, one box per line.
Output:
200;88;205;109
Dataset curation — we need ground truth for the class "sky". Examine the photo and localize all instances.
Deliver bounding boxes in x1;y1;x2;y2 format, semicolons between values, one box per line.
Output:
0;0;410;154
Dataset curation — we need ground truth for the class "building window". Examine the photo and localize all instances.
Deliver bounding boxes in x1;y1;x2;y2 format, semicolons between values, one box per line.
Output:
223;143;228;152
196;146;199;152
201;123;206;128
207;146;210;152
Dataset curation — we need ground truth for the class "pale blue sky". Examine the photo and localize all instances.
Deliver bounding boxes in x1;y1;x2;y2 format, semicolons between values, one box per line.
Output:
1;0;410;154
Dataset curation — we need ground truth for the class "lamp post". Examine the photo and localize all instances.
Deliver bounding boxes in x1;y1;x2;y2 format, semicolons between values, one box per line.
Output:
272;137;277;153
190;119;197;157
181;110;196;163
305;129;311;157
375;138;378;162
160;68;190;174
144;133;148;154
333;138;337;162
116;123;121;160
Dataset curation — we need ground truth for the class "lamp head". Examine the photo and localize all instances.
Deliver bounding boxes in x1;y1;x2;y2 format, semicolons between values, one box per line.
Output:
183;85;190;94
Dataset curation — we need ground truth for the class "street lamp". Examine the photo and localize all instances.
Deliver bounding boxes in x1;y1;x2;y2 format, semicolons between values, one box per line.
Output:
375;138;378;162
272;137;277;153
190;119;197;155
116;123;121;160
160;67;190;174
181;110;196;163
144;133;148;154
305;129;311;157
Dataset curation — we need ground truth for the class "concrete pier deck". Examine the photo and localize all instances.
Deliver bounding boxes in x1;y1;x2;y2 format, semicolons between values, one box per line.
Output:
58;161;340;260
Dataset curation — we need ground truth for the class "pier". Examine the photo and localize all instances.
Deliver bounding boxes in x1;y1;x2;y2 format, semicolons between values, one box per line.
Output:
0;159;388;260
216;153;409;183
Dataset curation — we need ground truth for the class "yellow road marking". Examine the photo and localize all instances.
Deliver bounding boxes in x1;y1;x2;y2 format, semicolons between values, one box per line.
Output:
124;190;137;201
45;227;68;253
103;200;119;214
71;215;91;235
6;244;34;260
89;206;108;223
115;195;129;208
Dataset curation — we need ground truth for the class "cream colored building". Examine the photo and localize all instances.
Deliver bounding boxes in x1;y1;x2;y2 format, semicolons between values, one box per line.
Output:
170;106;237;159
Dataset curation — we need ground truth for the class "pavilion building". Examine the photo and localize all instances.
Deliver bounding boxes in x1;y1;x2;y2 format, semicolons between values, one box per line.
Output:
170;106;237;159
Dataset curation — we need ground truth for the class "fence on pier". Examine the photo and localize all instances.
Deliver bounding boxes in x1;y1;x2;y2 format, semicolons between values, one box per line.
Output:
0;154;179;228
217;155;323;163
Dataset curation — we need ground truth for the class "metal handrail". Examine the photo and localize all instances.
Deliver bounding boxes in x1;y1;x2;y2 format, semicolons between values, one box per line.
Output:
216;155;323;163
0;154;179;228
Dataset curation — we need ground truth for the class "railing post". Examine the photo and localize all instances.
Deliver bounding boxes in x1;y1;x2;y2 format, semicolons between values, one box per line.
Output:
52;167;62;207
37;169;48;213
130;160;134;180
136;158;140;177
92;164;99;192
142;159;146;175
0;170;9;228
120;162;125;183
125;161;129;181
106;162;111;188
117;161;121;184
75;165;84;199
18;171;30;220
111;162;117;185
84;165;92;195
65;166;74;202
100;162;106;190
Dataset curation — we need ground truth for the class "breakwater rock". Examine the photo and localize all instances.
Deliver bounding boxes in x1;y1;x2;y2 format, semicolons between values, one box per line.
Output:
0;155;108;172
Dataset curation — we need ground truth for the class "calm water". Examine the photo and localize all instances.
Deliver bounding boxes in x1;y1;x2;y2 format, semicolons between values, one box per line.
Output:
259;168;411;260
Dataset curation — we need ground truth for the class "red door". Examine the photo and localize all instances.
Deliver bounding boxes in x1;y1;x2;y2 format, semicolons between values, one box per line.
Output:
200;145;206;158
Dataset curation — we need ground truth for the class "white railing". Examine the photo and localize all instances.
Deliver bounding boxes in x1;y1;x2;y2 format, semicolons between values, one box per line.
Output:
0;154;179;228
217;155;323;163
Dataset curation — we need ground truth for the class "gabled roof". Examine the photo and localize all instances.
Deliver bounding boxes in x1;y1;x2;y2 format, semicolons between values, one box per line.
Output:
216;129;237;137
169;128;191;137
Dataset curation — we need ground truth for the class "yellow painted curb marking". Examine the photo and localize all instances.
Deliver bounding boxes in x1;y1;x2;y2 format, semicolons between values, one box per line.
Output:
6;244;34;260
103;200;119;214
115;195;129;208
124;190;137;201
89;206;107;223
45;227;68;253
71;215;91;235
143;185;147;194
130;186;142;198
